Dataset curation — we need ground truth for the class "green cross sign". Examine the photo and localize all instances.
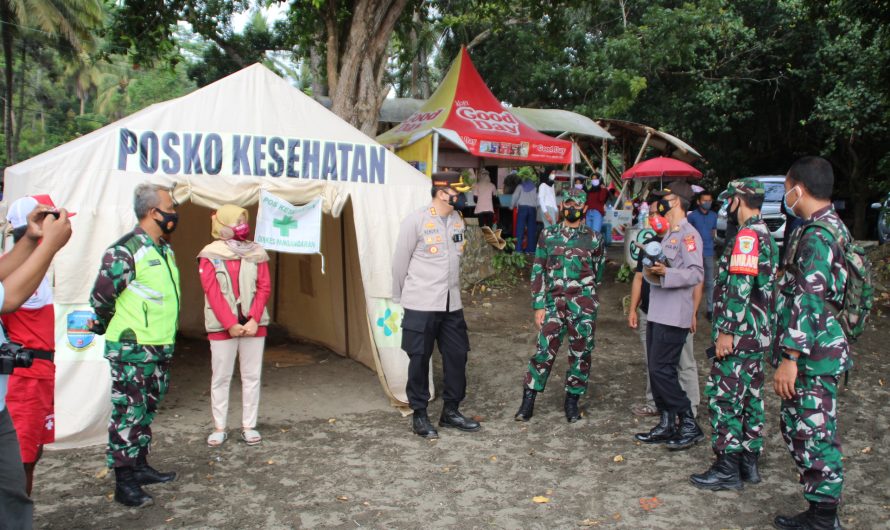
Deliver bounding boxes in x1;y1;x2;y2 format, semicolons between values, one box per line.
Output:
273;215;298;236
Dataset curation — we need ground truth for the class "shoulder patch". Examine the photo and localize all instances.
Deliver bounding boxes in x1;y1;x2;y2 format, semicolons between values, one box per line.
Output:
683;234;697;252
729;228;759;275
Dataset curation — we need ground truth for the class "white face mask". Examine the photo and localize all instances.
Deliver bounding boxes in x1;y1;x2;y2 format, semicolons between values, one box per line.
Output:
591;179;601;187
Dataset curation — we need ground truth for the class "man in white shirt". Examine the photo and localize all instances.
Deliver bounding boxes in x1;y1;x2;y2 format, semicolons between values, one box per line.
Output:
538;172;559;227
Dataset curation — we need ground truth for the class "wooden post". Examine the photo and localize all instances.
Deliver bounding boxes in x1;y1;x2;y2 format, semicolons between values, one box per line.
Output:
633;131;653;166
432;131;439;173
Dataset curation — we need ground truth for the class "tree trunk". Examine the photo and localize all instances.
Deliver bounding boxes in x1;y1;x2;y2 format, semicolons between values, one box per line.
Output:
309;41;326;97
1;6;16;166
13;39;26;154
328;0;409;135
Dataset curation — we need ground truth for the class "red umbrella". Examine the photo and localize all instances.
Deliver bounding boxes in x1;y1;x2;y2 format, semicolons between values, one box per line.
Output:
621;156;702;180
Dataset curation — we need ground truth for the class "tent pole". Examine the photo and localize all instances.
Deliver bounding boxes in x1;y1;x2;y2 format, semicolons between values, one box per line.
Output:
570;136;576;181
272;252;281;321
634;132;653;165
341;214;349;356
600;137;608;182
432;132;439;173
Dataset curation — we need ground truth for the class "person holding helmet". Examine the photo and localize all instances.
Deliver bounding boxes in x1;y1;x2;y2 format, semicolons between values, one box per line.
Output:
515;187;605;423
635;180;705;450
392;172;481;439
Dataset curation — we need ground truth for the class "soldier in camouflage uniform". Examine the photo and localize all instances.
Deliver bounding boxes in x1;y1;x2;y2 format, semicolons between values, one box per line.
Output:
772;157;849;530
515;187;605;423
690;179;778;491
90;184;181;508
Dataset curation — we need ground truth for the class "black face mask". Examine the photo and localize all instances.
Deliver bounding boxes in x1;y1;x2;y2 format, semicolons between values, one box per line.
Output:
728;200;741;227
154;208;179;235
448;194;459;206
11;225;27;242
656;199;672;215
563;207;583;222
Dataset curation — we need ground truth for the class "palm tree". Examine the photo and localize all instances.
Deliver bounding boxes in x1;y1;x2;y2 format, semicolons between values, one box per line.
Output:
64;52;107;115
0;0;103;165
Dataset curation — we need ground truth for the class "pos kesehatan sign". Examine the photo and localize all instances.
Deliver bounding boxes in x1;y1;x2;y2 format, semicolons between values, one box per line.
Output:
256;190;325;269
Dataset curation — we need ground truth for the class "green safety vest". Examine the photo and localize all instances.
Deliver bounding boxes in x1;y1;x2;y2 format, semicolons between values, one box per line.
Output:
105;242;181;345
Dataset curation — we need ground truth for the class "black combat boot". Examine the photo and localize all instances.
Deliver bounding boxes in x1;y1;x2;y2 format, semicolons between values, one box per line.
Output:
114;466;154;507
634;410;676;444
689;452;743;491
514;388;537;422
412;409;439;439
666;408;704;450
740;450;762;484
774;502;842;530
133;455;177;485
439;402;481;432
564;393;582;423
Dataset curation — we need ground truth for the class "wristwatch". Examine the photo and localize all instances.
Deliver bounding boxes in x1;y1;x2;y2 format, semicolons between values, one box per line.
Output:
781;351;799;362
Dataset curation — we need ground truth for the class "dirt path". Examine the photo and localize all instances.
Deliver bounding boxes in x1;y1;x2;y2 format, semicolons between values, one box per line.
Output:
31;253;890;529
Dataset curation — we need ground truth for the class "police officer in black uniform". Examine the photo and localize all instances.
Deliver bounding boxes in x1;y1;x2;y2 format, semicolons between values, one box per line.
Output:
392;172;481;439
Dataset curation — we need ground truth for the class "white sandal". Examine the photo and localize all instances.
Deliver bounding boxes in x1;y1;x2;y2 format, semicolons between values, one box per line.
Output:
241;429;262;445
207;431;228;447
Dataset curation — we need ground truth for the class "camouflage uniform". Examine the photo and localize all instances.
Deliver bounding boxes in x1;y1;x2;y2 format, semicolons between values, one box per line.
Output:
524;189;605;395
706;181;778;456
774;205;851;505
91;228;178;468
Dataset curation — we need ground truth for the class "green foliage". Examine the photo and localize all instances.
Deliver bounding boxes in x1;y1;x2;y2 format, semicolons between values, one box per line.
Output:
516;166;538;183
491;237;528;273
616;263;633;283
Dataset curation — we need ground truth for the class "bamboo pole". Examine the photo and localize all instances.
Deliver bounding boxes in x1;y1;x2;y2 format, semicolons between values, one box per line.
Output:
633;131;653;166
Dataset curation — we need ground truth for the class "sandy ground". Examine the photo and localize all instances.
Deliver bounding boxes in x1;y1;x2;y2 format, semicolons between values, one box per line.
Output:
30;250;890;529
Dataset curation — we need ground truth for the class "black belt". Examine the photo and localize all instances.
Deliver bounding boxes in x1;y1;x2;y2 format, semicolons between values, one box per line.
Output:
27;349;54;362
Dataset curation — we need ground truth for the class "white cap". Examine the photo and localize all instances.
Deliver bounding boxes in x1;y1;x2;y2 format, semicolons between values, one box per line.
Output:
6;196;39;229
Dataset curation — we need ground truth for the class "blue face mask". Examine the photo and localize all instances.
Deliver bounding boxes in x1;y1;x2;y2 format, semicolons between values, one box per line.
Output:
783;186;801;219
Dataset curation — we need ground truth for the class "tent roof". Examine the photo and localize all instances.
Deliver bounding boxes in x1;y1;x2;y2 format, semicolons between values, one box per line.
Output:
376;47;573;165
507;107;612;140
596;119;703;162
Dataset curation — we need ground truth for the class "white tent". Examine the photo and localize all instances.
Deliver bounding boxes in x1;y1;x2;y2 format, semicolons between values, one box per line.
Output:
3;64;431;448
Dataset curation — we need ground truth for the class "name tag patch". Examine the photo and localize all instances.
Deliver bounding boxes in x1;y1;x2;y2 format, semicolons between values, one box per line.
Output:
148;259;162;266
729;229;759;275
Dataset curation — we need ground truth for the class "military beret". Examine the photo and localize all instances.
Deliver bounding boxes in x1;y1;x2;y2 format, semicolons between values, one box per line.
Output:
561;187;587;204
718;178;765;201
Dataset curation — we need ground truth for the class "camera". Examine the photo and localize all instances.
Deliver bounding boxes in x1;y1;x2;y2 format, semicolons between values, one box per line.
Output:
0;342;33;375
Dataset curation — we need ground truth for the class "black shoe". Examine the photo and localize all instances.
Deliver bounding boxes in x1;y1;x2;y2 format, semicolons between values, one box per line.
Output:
564;393;582;423
741;450;762;484
412;409;439;439
515;388;537;422
774;502;842;530
439;404;481;432
114;466;154;507
634;410;676;444
666;408;704;450
689;453;743;491
133;458;177;485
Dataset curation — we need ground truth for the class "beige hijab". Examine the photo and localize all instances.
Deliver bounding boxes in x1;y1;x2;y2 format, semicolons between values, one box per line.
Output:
198;204;269;263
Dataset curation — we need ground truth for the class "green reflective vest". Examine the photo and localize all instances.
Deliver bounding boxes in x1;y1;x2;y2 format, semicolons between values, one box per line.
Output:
105;242;181;345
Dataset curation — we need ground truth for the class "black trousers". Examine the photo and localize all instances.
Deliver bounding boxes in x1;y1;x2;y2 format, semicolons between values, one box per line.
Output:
646;322;692;414
401;308;470;411
478;211;494;228
0;407;33;529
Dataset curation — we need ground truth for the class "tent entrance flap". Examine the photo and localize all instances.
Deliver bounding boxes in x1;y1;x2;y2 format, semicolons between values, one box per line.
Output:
174;200;373;370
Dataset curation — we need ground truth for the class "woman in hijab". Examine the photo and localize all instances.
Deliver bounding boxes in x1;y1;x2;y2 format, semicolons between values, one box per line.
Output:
199;205;271;447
